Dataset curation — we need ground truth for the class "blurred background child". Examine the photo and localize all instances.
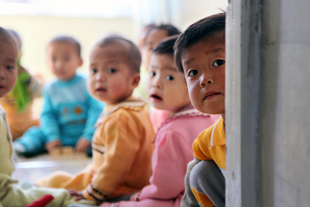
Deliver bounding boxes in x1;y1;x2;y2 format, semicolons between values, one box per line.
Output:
174;13;226;207
101;36;218;207
0;26;78;207
140;24;181;132
133;23;156;101
14;35;103;157
36;36;155;204
0;29;42;140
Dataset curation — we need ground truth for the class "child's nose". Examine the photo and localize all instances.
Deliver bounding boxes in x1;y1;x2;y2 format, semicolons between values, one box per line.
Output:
55;61;63;69
152;76;162;89
95;72;106;82
199;73;214;87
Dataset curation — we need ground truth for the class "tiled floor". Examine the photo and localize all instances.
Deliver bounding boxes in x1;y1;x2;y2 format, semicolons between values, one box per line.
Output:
12;152;92;184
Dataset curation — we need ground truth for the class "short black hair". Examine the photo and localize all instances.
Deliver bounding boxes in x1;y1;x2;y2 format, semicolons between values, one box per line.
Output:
153;35;179;57
174;13;226;73
144;24;181;46
157;24;181;36
95;36;141;74
0;27;18;51
8;30;21;46
49;36;81;57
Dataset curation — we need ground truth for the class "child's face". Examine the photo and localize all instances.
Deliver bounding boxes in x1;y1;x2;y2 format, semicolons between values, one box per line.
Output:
47;42;82;81
143;29;168;71
0;39;18;98
87;45;139;105
147;53;190;113
181;37;225;115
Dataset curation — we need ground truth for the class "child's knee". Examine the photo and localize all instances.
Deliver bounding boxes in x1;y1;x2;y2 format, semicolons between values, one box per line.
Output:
190;160;224;188
189;160;225;206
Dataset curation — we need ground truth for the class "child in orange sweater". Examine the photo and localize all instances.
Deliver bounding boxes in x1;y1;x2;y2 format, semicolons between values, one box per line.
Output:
36;36;155;204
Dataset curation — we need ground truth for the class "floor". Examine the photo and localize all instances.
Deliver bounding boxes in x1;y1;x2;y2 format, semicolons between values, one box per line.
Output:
12;151;92;185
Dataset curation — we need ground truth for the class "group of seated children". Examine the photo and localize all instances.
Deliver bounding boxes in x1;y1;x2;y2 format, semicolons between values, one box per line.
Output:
0;12;227;207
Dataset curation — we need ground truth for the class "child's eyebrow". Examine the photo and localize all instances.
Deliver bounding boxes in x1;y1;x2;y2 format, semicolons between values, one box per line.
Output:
151;65;177;72
206;47;225;54
183;58;194;67
163;67;178;72
6;58;17;63
183;47;225;66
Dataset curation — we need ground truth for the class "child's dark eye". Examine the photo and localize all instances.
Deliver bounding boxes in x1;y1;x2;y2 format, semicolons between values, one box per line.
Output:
150;71;156;77
188;69;198;77
108;68;117;74
166;75;174;81
212;59;225;67
6;65;15;70
90;68;97;74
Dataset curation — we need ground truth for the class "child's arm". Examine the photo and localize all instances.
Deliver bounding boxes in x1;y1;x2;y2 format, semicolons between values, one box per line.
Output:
80;92;104;143
41;89;61;147
82;111;141;202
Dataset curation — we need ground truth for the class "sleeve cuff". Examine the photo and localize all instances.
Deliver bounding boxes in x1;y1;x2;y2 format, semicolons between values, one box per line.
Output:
83;183;108;202
47;136;60;143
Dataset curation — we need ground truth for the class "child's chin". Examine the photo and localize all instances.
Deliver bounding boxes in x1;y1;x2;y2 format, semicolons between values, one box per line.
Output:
151;103;166;111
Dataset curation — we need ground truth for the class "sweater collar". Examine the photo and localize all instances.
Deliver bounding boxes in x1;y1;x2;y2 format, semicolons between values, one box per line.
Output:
95;96;145;126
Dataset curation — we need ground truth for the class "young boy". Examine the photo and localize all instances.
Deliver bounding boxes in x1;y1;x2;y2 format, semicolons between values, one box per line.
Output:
0;26;77;207
14;36;103;157
0;29;42;140
36;36;155;204
174;13;226;207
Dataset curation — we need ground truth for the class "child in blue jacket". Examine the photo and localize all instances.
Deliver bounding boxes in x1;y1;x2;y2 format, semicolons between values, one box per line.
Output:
15;36;103;157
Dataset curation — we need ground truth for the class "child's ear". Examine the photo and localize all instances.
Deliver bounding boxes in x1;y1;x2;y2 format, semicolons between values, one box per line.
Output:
131;74;140;89
78;58;83;67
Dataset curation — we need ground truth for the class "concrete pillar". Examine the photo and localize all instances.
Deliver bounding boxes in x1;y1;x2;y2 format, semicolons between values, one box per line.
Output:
226;0;310;206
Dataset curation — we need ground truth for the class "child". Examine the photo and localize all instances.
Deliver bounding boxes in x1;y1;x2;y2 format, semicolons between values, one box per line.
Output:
0;26;79;207
137;24;156;52
143;24;181;71
133;23;156;101
14;35;103;157
142;24;182;132
174;13;226;207
35;36;155;204
0;29;42;140
100;36;218;207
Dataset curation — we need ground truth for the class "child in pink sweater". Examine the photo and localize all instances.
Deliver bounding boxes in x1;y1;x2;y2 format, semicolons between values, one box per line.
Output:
101;36;218;207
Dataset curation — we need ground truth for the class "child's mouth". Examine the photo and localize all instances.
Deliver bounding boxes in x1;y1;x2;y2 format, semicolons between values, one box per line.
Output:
96;88;107;92
151;94;163;101
203;92;221;100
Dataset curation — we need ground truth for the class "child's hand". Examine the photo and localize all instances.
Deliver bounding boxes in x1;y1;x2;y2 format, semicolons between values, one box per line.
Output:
68;189;84;201
75;138;91;153
45;140;62;153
